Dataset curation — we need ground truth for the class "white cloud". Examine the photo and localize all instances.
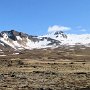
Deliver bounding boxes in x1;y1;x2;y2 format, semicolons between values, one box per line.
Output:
80;29;87;32
76;26;87;32
48;25;71;32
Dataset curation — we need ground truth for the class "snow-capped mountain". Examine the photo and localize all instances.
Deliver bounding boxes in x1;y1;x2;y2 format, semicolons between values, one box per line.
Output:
0;30;90;50
42;31;90;46
0;30;61;50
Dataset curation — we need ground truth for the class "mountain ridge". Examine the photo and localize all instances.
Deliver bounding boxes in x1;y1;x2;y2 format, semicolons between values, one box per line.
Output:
0;30;90;51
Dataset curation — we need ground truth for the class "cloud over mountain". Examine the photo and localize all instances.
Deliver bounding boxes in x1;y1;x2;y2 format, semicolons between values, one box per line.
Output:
48;25;71;32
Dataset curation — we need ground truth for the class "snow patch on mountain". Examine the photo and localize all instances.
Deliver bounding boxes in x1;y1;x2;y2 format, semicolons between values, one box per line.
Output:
0;30;90;50
41;31;90;46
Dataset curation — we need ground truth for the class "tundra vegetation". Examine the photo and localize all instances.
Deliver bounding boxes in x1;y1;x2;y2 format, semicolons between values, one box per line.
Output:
0;46;90;90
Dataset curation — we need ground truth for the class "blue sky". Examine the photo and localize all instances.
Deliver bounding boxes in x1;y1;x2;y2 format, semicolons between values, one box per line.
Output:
0;0;90;35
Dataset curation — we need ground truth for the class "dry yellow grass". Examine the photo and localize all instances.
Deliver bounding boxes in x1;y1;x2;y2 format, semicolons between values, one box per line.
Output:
0;47;90;90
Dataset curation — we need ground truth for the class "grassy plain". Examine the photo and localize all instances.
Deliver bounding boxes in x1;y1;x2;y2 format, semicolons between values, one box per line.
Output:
0;46;90;90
